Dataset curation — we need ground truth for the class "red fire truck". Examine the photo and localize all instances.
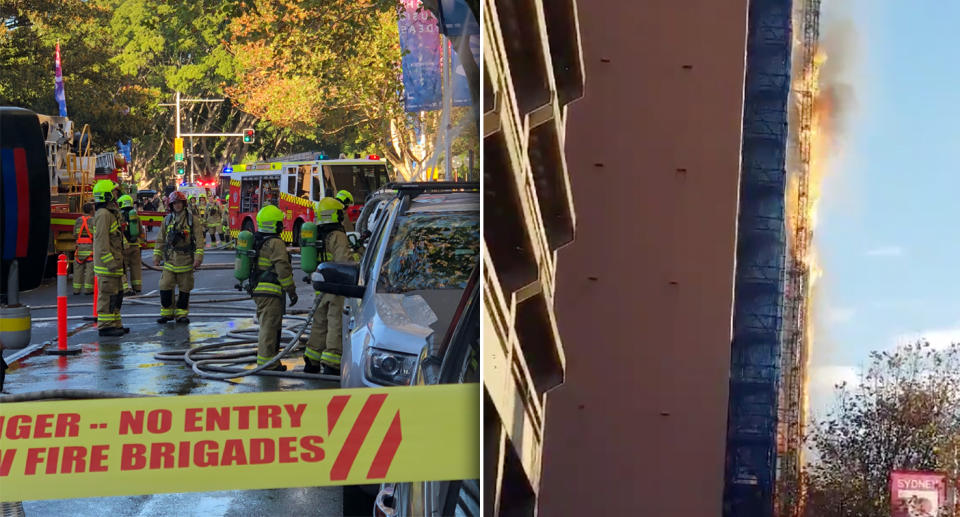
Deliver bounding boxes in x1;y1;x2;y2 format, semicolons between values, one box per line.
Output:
226;156;390;244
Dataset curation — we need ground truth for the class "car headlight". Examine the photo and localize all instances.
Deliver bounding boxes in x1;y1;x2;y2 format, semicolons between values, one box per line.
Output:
365;347;418;386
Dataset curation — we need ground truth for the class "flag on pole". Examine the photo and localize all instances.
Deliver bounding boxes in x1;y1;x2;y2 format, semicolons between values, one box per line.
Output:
54;42;68;117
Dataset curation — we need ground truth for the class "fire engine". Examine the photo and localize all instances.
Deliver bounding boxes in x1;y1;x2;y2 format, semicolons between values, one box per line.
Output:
39;114;169;257
226;155;390;244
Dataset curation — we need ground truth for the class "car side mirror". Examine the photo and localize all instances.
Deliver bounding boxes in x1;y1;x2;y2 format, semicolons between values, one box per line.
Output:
312;262;364;298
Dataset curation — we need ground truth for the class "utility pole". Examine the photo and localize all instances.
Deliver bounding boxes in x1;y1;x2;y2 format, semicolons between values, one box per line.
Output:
159;93;249;185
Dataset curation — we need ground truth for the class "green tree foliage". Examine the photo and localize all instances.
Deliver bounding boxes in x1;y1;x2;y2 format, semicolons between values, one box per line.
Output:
1;0;474;188
804;341;960;517
0;0;155;145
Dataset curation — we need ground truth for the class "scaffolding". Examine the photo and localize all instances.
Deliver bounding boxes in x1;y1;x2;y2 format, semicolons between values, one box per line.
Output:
776;1;821;515
724;1;794;516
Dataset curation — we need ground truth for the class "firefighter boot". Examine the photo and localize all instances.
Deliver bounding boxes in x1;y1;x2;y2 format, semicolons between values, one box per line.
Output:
114;292;130;334
303;356;322;374
157;290;175;323
176;292;190;324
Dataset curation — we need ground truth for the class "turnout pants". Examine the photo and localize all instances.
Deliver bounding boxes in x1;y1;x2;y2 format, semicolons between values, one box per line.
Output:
121;245;142;292
95;275;124;329
73;258;94;294
159;252;195;320
305;293;344;368
255;296;285;368
207;224;220;244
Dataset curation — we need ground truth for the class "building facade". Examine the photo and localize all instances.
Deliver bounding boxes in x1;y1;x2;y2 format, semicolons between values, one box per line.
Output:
481;0;583;514
538;1;753;515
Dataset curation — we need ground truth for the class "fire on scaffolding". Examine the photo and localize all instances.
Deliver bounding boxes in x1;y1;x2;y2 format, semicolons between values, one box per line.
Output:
723;0;822;516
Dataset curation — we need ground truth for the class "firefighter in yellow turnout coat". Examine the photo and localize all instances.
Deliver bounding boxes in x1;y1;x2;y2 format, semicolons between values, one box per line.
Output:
250;205;298;371
304;197;352;375
92;180;129;337
72;203;95;295
205;199;222;245
117;195;146;294
155;191;204;324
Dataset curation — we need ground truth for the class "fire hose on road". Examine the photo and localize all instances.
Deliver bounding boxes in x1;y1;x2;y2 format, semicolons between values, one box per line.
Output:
23;289;340;383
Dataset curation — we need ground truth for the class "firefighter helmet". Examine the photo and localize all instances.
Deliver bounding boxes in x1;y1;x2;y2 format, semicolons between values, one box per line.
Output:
315;197;344;225
257;205;285;234
167;191;187;209
335;189;354;206
118;194;134;209
92;180;118;203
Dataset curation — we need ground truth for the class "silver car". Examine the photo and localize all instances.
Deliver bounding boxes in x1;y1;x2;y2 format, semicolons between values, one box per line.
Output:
311;183;480;389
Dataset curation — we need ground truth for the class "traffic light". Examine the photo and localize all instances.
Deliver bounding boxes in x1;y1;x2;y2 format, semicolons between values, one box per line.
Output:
174;137;184;161
175;161;186;176
243;129;255;144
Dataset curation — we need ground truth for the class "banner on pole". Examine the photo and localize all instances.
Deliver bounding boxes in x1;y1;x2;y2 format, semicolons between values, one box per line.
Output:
399;0;443;112
0;384;479;501
54;43;68;118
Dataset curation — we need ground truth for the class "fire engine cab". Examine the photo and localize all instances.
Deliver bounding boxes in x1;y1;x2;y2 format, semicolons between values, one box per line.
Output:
226;156;390;244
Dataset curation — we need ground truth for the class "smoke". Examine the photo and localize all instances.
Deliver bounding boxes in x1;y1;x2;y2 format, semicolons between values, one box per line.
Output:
816;18;859;156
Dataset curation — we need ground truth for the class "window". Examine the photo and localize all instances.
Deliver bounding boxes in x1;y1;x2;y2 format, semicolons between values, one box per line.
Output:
296;165;311;199
326;164;390;202
377;212;480;293
321;166;336;197
311;176;322;202
360;202;395;286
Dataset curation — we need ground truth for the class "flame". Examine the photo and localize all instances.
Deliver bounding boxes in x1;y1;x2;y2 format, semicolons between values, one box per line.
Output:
780;37;830;515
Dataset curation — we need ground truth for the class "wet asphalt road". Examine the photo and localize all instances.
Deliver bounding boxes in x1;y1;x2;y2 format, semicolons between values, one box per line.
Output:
3;247;353;517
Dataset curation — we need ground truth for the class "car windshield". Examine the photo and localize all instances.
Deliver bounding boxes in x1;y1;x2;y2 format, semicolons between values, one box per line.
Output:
377;212;479;293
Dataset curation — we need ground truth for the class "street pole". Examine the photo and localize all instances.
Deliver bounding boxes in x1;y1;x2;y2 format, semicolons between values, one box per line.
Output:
190;132;194;184
175;91;181;138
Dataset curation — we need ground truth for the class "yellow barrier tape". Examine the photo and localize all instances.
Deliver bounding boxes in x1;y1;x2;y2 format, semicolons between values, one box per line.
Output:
0;384;478;501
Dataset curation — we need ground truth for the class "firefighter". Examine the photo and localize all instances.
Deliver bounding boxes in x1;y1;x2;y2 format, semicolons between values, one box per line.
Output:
221;197;231;248
204;196;222;246
334;189;355;232
250;205;297;371
197;194;207;218
72;203;95;295
155;191;204;324
117;194;145;295
188;195;200;218
91;180;128;337
304;197;352;375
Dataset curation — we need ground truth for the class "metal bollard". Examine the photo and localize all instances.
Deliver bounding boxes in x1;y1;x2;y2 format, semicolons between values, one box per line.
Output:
0;259;31;349
46;254;80;356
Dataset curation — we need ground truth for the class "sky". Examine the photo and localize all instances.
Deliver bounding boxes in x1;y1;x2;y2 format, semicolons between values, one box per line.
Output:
809;1;960;415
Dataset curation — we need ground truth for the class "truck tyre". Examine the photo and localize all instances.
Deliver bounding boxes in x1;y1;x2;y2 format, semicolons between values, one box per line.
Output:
0;107;50;294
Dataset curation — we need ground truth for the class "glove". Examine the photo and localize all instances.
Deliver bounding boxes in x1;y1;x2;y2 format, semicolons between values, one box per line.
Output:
154;256;162;267
288;292;298;306
193;258;202;269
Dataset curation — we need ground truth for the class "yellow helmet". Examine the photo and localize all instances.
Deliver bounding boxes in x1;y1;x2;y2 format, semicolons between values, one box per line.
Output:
118;194;134;209
256;204;285;233
315;197;344;224
335;189;354;205
92;180;118;203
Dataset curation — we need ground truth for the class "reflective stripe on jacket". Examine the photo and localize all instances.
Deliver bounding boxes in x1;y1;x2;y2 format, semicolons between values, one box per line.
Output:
252;236;295;298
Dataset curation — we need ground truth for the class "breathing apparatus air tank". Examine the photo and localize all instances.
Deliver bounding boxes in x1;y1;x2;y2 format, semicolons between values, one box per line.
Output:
128;210;140;238
234;230;255;282
299;222;318;274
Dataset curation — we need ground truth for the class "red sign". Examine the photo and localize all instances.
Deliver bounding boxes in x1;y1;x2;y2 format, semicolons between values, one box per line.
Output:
891;471;946;517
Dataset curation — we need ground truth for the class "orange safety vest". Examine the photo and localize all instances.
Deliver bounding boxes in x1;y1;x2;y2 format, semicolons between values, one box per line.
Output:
77;216;93;244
